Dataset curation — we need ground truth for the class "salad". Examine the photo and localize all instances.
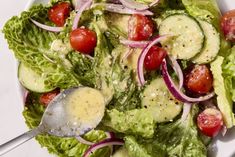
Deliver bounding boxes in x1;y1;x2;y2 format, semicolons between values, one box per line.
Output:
3;0;235;156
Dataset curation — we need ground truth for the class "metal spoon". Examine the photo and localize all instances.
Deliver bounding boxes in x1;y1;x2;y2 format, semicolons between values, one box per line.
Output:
0;87;105;156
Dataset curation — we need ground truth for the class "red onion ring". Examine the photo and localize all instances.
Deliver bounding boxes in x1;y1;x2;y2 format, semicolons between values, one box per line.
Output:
76;132;115;145
119;0;159;11
137;35;171;86
73;0;89;10
119;41;183;88
122;48;134;61
181;103;192;121
161;59;215;103
76;136;94;145
23;90;29;104
72;0;92;30
168;56;184;89
221;125;227;136
30;19;63;32
83;138;124;157
120;39;149;48
105;132;115;139
92;3;153;15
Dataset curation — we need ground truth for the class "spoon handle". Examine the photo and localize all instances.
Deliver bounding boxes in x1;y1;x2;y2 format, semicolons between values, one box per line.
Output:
0;127;41;156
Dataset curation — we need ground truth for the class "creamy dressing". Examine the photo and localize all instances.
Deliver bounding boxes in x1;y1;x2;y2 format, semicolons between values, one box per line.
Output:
65;87;105;129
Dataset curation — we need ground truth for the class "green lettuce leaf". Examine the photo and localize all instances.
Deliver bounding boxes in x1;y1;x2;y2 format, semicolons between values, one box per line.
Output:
67;52;95;87
92;16;141;110
103;109;155;138
23;93;110;157
124;106;207;157
3;5;80;89
223;46;235;102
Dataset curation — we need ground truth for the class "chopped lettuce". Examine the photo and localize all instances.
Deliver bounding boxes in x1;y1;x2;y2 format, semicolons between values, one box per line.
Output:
3;5;80;89
4;0;227;156
103;109;155;138
211;56;235;128
124;106;207;157
23;93;110;157
223;46;235;102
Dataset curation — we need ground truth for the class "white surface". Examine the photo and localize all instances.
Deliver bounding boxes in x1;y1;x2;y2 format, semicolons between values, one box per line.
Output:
0;0;235;157
0;0;51;157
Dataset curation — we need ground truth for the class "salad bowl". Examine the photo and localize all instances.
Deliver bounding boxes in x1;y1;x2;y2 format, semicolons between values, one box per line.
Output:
1;0;235;156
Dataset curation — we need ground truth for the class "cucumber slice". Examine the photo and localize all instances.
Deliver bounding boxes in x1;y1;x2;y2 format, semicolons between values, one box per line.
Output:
159;14;204;60
18;63;54;93
192;20;220;64
141;78;182;123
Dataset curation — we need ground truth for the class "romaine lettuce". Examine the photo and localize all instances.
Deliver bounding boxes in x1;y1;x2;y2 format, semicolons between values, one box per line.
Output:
103;109;155;138
3;5;80;89
223;46;235;102
124;106;207;157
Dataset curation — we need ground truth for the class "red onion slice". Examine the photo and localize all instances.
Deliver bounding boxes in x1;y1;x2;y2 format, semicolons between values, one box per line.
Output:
105;132;115;139
137;35;171;86
73;0;89;10
92;3;153;15
72;0;92;30
30;19;63;32
181;103;192;121
83;138;124;157
76;132;115;145
76;136;94;145
120;39;149;48
122;48;134;61
119;0;159;11
161;59;215;103
221;125;227;136
168;56;184;89
23;90;29;104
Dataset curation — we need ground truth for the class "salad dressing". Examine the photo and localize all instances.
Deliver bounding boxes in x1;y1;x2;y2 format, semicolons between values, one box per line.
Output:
66;87;105;127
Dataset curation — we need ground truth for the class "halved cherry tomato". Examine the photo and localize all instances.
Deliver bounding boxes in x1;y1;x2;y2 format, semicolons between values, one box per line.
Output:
144;46;167;71
48;2;71;27
221;9;235;42
128;14;154;41
70;28;97;54
39;89;60;106
197;108;223;137
184;65;213;94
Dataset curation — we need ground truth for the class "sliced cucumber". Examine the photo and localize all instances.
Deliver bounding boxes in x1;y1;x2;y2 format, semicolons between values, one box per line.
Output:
18;63;54;93
159;14;204;60
192;20;220;64
141;78;182;123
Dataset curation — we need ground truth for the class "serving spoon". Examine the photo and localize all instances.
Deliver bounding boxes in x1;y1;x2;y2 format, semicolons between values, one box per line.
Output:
0;87;105;156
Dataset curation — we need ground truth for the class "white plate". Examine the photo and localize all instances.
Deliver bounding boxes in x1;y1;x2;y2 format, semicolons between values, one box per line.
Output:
0;0;235;157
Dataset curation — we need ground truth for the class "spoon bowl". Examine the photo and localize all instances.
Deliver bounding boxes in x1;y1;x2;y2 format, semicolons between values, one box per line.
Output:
0;87;105;156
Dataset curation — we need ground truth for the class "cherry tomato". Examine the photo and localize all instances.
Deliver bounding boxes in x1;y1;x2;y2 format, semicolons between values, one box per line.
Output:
128;14;154;41
184;65;213;94
48;2;71;27
197;108;223;137
70;28;97;54
39;89;60;106
144;46;167;71
221;9;235;42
